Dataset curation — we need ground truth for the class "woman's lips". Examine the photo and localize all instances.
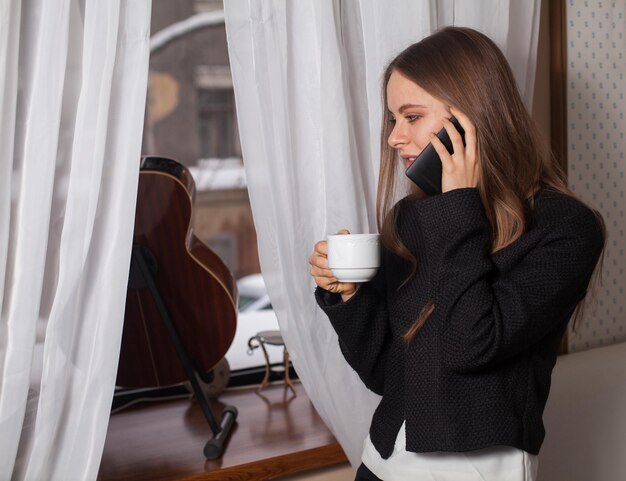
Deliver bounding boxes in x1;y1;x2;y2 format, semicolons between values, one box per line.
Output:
404;157;416;169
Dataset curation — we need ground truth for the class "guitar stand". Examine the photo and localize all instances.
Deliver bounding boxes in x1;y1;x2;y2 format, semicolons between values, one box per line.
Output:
128;245;238;460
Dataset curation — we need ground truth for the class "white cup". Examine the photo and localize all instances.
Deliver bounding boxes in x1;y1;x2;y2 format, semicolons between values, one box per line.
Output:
327;233;381;283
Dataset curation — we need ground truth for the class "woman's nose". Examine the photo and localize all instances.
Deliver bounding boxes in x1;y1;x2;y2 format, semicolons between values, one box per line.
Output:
387;122;408;149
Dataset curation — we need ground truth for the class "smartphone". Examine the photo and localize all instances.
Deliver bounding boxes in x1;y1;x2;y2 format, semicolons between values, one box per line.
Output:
405;115;466;196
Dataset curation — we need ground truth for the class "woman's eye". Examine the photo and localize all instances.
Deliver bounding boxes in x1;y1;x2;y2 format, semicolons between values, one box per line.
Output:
388;116;396;124
406;115;421;122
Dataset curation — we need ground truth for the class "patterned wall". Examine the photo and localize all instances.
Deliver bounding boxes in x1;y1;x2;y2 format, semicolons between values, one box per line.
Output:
566;0;626;352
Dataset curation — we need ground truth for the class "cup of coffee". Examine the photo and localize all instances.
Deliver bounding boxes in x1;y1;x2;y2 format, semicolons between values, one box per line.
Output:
327;233;381;283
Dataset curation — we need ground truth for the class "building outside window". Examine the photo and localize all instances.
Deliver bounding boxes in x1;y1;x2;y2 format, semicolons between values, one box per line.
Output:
198;89;240;159
145;1;258;278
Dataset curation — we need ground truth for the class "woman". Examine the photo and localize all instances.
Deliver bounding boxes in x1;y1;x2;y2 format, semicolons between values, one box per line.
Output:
308;27;606;481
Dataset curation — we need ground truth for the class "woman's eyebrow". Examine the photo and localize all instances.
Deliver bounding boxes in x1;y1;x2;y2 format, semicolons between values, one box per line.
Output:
398;103;427;113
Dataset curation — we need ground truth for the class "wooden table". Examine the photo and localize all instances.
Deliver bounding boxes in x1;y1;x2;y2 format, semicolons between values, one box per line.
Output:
98;381;348;481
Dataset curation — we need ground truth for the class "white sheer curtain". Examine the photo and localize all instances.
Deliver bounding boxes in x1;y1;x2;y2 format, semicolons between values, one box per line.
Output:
0;1;151;480
224;0;540;467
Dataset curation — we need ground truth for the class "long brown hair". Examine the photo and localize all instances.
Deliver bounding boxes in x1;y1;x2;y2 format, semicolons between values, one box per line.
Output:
376;27;607;345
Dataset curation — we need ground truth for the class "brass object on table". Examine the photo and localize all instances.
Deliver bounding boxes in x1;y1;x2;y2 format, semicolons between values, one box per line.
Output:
248;330;296;395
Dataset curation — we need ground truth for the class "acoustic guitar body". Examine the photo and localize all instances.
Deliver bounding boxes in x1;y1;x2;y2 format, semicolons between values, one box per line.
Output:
117;156;238;388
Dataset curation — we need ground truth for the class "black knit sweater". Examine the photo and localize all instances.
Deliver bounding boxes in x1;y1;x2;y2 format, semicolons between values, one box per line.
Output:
315;187;604;458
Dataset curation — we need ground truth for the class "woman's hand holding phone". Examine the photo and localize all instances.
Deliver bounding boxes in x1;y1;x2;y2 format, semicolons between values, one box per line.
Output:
429;107;480;193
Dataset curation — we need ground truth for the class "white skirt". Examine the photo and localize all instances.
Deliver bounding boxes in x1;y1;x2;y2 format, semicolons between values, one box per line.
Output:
362;421;538;481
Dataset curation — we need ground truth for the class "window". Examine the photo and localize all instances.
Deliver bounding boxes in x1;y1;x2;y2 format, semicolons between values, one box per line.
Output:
198;89;240;159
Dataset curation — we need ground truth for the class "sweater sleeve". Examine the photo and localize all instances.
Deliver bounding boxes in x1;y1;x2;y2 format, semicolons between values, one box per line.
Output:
314;259;390;395
416;188;604;373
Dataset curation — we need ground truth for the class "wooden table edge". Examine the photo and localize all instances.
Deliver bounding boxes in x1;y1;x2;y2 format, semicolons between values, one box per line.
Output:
177;442;348;481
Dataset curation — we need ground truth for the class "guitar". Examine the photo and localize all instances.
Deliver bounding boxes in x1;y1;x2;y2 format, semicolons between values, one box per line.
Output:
117;156;238;388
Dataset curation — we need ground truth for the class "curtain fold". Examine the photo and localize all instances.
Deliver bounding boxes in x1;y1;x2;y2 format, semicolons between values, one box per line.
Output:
0;1;151;480
225;0;540;467
0;0;71;474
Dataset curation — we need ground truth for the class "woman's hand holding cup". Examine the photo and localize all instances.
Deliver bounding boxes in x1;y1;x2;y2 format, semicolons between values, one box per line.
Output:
310;229;381;302
309;229;359;302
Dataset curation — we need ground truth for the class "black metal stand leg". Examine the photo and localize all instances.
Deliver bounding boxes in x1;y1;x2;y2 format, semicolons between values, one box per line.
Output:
131;245;238;459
